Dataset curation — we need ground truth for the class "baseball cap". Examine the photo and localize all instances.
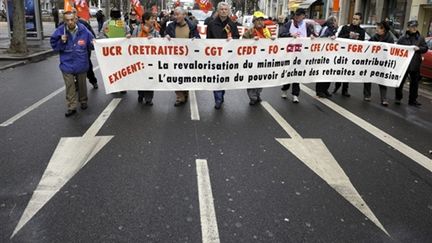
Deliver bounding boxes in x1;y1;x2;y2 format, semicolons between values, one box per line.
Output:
407;20;418;27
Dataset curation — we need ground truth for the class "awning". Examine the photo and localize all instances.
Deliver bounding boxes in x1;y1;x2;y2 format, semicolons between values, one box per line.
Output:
298;0;317;9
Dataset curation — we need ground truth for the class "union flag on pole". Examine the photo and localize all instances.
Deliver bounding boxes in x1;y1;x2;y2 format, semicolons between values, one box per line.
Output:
131;0;144;19
195;0;212;13
64;0;74;12
75;0;90;21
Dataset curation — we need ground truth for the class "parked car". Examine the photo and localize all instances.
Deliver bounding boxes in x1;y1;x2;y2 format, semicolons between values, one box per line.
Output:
420;37;432;80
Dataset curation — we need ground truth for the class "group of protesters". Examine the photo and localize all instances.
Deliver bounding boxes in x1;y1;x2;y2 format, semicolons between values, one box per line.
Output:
50;3;428;117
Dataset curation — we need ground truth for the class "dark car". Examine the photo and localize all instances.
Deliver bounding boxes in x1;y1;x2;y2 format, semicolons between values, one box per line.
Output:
420;37;432;80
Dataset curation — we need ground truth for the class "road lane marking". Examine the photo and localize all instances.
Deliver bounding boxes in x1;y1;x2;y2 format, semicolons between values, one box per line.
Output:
196;159;220;243
262;101;389;236
189;91;200;121
301;84;432;173
0;87;65;127
11;98;121;238
83;98;121;137
1;66;100;127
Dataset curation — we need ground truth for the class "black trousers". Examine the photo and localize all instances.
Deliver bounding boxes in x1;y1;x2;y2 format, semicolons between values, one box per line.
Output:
281;83;300;96
334;82;349;93
316;82;331;94
87;51;97;85
396;71;420;103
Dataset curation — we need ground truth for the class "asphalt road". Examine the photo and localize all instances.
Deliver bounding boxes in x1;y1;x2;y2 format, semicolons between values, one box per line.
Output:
0;55;431;242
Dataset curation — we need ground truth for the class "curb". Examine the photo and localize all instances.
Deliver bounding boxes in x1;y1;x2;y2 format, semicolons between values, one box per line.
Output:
0;50;56;71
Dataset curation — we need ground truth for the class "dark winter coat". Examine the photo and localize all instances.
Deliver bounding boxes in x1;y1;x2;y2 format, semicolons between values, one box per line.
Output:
369;31;394;44
338;24;366;41
206;17;240;39
397;31;428;71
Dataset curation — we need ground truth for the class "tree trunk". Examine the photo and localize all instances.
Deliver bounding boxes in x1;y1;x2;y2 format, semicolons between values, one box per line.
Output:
8;0;28;54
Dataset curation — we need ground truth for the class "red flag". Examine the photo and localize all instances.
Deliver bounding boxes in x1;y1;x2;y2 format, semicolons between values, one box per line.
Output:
195;0;212;13
75;0;90;20
175;0;181;7
64;0;74;12
131;0;144;19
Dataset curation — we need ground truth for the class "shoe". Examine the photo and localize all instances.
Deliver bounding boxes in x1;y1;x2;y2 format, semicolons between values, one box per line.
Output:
364;97;371;102
214;102;222;110
324;91;332;98
249;100;258;105
92;83;98;89
120;91;127;94
394;99;401;105
292;95;299;103
342;92;351;97
281;90;288;99
65;109;76;117
317;92;326;98
138;96;143;103
408;101;422;107
381;101;389;107
145;100;153;106
257;97;262;102
80;103;88;110
174;100;185;107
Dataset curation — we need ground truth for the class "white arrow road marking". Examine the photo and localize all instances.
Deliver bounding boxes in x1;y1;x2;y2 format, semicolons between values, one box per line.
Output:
196;159;220;243
300;84;432;173
190;91;200;121
11;98;121;238
261;101;389;236
1;66;100;127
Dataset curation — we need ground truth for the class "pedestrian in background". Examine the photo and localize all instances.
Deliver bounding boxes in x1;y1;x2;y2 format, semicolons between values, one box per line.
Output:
279;8;317;103
364;21;394;106
334;12;365;97
96;9;105;33
165;7;201;107
206;2;240;110
127;11;140;35
395;20;428;107
132;11;160;105
316;15;338;98
50;11;94;117
77;15;98;89
52;6;59;28
242;11;274;105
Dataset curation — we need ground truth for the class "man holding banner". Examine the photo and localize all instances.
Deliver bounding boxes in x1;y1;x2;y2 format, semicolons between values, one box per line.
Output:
279;8;317;103
395;20;428;107
207;2;240;110
166;7;201;107
334;12;365;97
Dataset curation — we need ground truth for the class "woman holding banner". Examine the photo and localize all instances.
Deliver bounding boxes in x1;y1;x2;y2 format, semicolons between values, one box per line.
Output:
364;21;394;106
242;11;274;105
132;11;160;105
316;16;338;99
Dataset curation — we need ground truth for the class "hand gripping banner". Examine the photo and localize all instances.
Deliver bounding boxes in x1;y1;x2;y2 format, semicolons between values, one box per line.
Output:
94;38;415;94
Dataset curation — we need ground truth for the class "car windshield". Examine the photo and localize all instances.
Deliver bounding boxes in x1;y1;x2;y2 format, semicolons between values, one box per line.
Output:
427;38;432;49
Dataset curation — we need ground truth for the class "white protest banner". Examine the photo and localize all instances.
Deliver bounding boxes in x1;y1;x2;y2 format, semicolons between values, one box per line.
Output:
94;38;415;94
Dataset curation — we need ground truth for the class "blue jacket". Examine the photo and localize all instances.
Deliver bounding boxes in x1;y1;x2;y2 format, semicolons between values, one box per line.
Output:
50;23;94;74
165;18;200;39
